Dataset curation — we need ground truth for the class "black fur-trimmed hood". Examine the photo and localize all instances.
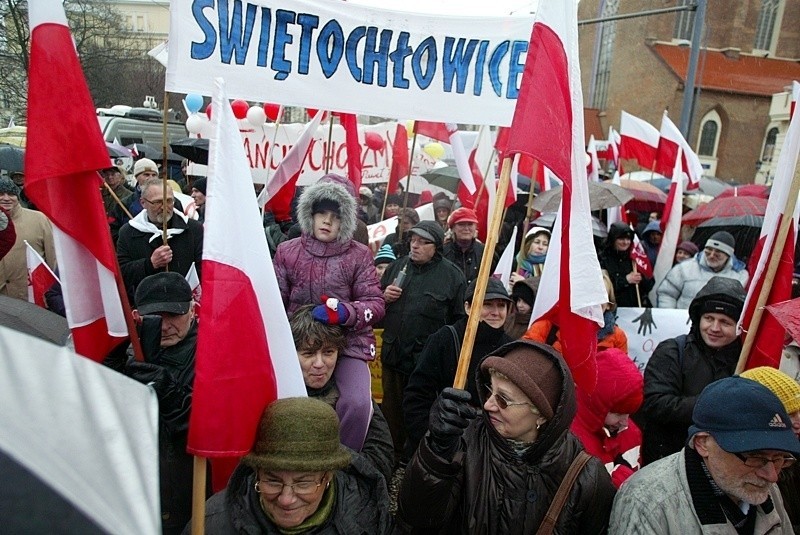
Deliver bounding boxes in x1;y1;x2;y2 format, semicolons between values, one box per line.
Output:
296;174;358;242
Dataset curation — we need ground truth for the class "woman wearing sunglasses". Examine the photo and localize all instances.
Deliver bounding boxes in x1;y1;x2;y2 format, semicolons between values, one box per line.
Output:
395;340;616;534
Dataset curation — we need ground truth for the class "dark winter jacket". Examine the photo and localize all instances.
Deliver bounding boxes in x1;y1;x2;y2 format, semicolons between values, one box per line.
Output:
198;455;392;534
116;210;203;304
274;175;385;361
380;255;466;376
442;239;486;286
639;276;746;465
779;463;800;532
640;220;662;266
403;317;513;455
600;222;654;307
396;341;616;534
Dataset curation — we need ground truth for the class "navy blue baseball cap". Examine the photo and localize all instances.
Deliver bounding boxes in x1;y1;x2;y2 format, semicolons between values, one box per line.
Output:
688;376;800;456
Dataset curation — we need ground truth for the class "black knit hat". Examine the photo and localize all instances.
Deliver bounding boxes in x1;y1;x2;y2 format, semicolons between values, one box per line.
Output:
0;176;20;197
192;177;207;195
705;231;735;257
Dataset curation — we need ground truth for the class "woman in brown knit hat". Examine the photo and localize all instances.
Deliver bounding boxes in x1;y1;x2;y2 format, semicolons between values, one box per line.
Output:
396;340;616;534
194;397;391;534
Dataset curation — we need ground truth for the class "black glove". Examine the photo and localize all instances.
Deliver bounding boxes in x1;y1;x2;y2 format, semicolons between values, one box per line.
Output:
428;388;476;458
124;359;175;399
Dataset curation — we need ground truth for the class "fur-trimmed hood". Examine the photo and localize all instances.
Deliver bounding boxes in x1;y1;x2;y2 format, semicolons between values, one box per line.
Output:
296;174;358;242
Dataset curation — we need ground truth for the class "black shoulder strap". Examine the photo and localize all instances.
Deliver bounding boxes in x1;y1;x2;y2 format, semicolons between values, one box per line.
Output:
447;325;461;357
545;323;559;346
675;334;688;368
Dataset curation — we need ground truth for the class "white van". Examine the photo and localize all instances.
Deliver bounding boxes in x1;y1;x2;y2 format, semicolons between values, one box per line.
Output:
96;105;187;146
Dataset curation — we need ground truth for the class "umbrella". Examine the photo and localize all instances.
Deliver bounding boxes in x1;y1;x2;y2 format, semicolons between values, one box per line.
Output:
170;137;209;165
682;196;768;226
618;179;668;213
716;184;770;199
0;143;24;174
690;215;764;262
532;181;633;213
766;298;800;344
531;212;608;239
643;178;672;194
421;166;460;193
698;176;734;197
0;295;69;346
126;143;184;163
106;141;134;159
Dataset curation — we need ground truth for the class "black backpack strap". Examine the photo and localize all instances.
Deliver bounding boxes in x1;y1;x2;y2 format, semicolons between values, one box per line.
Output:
675;334;688;369
447;325;461;357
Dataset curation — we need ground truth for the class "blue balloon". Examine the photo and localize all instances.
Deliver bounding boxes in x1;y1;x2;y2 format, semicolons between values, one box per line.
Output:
185;93;204;114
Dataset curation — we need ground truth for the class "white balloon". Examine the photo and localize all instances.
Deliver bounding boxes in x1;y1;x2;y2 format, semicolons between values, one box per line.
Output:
247;106;267;127
186;114;205;135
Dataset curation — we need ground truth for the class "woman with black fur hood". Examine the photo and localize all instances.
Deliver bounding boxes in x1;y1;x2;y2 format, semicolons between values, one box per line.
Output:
274;174;385;452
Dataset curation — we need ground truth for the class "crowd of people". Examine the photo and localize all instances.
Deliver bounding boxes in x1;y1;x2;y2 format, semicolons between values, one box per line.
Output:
3;160;800;535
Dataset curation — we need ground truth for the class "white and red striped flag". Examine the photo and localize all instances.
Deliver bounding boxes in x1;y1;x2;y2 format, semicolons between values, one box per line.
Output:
619;111;659;171
650;149;685;304
25;0;128;361
25;240;59;308
605;170;627;229
415;121;477;200
655;112;702;190
587;135;601;183
609;126;622;170
189;78;306;476
630;233;654;279
738;89;800;369
505;0;606;393
791;81;799;119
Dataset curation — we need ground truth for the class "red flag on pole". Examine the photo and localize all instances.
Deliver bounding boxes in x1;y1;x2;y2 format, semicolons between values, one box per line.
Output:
505;0;606;393
650;150;685;304
619;111;659;170
655;112;702;190
387;124;409;194
738;94;800;369
339;113;363;192
25;240;59;308
25;0;128;361
189;78;307;467
630;234;654;279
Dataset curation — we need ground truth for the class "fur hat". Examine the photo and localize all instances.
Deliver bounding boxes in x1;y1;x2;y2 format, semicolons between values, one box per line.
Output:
296;175;357;242
705;231;735;257
133;158;158;177
740;367;800;415
0;176;20;197
242;398;352;472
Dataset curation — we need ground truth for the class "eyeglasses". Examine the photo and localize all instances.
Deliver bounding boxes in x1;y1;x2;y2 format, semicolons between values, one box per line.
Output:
143;197;175;207
733;452;796;470
254;477;325;496
409;236;434;246
484;384;537;411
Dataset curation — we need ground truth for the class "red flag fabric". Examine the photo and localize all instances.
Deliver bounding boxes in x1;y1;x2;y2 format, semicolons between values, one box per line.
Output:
654;112;702;190
387;124;409;194
738;95;800;369
25;0;128;361
414;121;452;143
25;241;59;308
791;81;799;120
630;234;654;279
505;0;606;393
339;113;363;192
619;111;659;170
189;79;306;467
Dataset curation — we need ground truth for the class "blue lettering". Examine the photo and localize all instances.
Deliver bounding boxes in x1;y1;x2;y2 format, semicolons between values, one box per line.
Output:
317;20;344;78
296;13;319;75
272;9;296;80
442;37;477;94
345;26;367;81
506;40;527;99
190;0;217;59
473;40;488;96
488;40;509;97
362;27;392;86
412;36;437;89
256;7;271;67
389;32;412;89
218;0;257;65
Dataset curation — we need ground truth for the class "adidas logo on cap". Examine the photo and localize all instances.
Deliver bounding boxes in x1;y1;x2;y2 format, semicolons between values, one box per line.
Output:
769;414;787;428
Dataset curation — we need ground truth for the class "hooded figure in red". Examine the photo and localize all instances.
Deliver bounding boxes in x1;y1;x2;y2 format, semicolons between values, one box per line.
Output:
571;348;643;488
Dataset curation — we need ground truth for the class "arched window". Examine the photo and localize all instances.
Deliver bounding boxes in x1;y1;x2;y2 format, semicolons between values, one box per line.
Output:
761;127;778;162
673;0;695;40
754;0;783;53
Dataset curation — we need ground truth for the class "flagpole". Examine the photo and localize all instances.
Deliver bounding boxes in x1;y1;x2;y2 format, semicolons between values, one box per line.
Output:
191;456;207;535
736;162;800;373
102;181;133;219
453;156;512;389
632;260;642;307
324;114;334;174
263;105;285;185
161;92;170;249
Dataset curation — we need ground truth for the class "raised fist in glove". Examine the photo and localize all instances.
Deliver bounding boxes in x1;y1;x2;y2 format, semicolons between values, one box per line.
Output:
428;387;476;458
125;359;176;399
312;295;350;325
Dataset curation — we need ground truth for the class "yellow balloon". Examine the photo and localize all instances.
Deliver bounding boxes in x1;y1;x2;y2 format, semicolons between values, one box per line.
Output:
405;120;415;138
423;142;445;160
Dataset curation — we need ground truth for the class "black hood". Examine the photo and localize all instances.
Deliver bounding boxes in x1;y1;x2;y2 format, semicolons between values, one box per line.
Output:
688;276;746;326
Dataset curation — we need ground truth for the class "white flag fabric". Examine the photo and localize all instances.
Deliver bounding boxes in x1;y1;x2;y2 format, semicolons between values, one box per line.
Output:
650;149;684;304
493;226;518;290
147;41;169;68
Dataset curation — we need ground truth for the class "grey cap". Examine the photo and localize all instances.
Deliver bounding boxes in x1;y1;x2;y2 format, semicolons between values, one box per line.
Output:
408;220;444;248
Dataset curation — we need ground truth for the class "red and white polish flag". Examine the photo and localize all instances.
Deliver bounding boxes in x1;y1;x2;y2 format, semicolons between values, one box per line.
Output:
505;0;606;393
619;111;659;171
189;78;307;463
25;240;59;308
25;0;128;361
630;233;654;279
415;121;477;195
655;112;702;190
650;149;685;304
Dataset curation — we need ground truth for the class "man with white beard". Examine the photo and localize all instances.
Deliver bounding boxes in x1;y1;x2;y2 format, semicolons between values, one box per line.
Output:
117;178;203;304
610;377;800;534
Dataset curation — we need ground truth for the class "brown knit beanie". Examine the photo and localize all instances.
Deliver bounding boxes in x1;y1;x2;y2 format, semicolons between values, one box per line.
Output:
242;398;351;472
481;346;562;418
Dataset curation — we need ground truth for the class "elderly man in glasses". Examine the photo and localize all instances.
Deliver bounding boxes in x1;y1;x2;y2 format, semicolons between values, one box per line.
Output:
611;376;800;534
117;177;203;304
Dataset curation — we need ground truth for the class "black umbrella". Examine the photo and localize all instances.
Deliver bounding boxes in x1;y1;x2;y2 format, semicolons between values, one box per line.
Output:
0;295;70;346
532;181;633;213
531;212;608;239
690;215;763;262
0;143;24;174
126;143;184;163
421;166;459;192
170;138;209;165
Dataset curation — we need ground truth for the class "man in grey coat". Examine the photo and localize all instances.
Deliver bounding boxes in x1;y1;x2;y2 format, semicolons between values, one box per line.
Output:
611;377;800;534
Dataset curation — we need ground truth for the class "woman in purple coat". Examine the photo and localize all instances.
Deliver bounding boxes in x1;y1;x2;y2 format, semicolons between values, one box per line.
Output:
274;174;385;450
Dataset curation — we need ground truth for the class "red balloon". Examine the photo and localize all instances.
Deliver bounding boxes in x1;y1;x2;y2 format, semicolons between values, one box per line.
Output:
205;104;213;119
264;103;281;121
231;99;249;119
364;132;385;151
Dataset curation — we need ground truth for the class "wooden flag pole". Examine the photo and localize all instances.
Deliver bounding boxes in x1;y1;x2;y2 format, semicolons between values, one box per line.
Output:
735;162;800;374
453;156;513;389
102;181;133;220
631;260;642;307
191;456;207;535
161;91;170;248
